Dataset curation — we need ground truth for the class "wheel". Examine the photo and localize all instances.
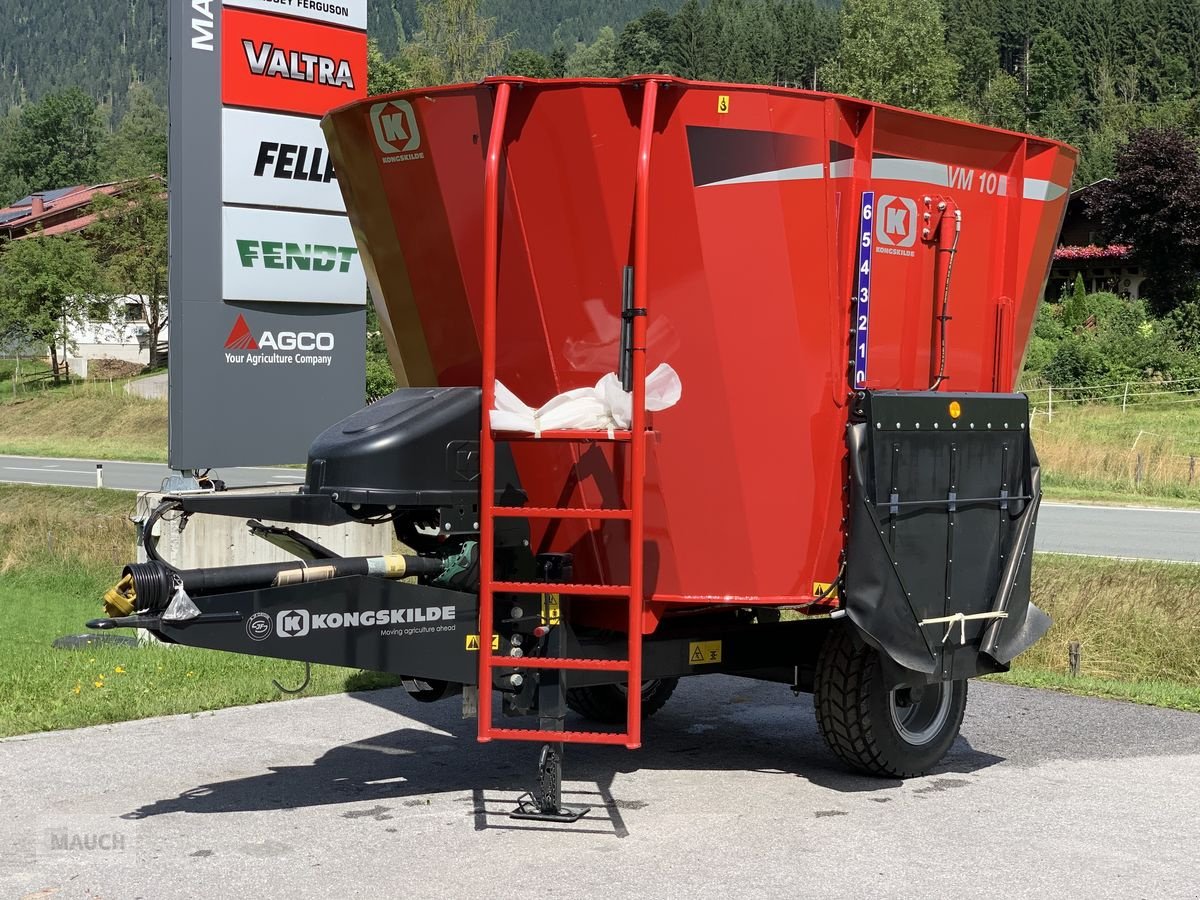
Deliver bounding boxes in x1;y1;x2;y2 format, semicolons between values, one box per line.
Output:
566;679;679;724
813;625;967;778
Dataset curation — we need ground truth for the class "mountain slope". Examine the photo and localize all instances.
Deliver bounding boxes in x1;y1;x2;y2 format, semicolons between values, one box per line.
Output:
0;0;686;116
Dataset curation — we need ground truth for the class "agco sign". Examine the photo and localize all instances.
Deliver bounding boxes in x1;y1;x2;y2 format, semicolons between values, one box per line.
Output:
224;314;336;367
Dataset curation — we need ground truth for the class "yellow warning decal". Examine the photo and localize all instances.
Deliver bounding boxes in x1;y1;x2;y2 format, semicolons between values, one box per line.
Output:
688;640;722;665
813;581;840;599
541;593;561;626
717;95;730;114
465;634;501;651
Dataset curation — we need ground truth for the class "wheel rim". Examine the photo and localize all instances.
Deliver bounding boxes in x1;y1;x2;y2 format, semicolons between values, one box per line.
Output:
617;680;664;700
888;682;952;746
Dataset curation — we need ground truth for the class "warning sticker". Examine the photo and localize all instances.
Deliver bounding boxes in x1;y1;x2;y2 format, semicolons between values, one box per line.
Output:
812;582;840;600
717;95;730;114
688;640;722;665
541;593;561;626
465;634;501;651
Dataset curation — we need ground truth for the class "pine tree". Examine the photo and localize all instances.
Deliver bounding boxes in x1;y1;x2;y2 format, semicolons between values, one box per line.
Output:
1064;273;1089;326
1028;27;1082;141
951;26;1001;107
668;0;705;78
549;46;569;77
99;82;167;180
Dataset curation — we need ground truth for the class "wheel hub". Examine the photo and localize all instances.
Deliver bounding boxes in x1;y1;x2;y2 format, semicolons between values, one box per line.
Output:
888;682;952;746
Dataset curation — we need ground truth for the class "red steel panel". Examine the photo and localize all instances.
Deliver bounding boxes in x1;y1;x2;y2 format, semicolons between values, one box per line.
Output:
324;77;1077;630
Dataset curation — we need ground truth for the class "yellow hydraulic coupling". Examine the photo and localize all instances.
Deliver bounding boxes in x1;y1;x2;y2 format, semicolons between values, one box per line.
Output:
103;573;137;617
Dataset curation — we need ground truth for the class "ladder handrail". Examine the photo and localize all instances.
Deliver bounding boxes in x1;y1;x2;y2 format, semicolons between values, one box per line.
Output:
625;78;661;747
477;80;513;742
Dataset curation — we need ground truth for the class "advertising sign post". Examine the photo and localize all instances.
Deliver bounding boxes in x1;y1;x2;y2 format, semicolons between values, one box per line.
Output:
168;0;369;469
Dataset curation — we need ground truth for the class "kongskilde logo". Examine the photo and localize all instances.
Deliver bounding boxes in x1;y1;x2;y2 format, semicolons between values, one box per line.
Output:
275;605;457;637
223;315;336;368
371;100;424;163
876;195;918;251
243;39;356;89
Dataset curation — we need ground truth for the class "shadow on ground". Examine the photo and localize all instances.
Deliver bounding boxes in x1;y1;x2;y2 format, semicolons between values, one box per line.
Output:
124;677;1010;837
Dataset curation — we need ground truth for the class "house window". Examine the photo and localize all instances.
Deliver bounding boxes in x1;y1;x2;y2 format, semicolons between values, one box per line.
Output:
125;302;145;323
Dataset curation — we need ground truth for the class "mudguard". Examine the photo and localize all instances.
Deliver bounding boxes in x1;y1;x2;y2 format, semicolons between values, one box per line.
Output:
844;391;1051;682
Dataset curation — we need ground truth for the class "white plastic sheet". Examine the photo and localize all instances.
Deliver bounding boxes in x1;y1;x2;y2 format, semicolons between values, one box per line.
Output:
490;363;682;436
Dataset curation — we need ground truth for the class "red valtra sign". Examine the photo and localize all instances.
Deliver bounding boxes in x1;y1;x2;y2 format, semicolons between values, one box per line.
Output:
222;7;367;116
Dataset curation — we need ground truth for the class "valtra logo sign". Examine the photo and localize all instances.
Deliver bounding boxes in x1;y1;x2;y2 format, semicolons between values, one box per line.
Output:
222;8;366;116
224;314;336;367
242;40;355;89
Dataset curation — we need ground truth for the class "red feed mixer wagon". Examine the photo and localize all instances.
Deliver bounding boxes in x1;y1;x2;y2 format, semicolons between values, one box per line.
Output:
92;76;1076;821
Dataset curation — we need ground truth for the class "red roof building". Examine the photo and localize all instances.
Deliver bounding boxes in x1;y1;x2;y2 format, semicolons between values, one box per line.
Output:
1045;180;1144;300
0;181;146;241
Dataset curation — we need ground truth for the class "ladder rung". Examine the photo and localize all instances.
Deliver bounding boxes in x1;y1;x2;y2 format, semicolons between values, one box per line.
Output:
489;657;630;672
492;429;633;442
481;727;638;748
493;506;632;520
491;581;631;597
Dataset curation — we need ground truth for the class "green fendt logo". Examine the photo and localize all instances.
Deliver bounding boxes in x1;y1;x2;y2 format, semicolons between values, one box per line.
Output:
236;240;359;273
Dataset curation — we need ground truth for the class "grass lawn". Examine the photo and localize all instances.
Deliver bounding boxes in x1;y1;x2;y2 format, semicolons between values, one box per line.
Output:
0;376;167;462
0;484;399;738
1033;399;1200;506
993;552;1200;711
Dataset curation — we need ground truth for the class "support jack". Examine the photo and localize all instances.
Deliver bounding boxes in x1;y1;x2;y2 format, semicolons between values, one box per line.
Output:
511;743;590;823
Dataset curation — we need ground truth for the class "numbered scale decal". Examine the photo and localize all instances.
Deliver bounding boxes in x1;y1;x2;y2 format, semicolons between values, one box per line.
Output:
852;191;875;389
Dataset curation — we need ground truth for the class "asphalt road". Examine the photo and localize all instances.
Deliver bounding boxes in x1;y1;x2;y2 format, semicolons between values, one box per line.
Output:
0;453;302;492
1037;501;1200;563
0;678;1196;898
3;454;1199;562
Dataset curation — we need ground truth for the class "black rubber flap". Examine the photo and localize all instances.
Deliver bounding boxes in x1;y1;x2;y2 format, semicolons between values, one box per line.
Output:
844;391;1050;679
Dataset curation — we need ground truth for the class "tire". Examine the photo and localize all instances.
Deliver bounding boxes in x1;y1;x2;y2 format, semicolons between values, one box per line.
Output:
813;625;967;778
566;679;679;724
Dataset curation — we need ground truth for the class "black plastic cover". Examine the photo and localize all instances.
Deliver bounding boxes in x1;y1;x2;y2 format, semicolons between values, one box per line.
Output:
304;387;521;512
844;391;1051;682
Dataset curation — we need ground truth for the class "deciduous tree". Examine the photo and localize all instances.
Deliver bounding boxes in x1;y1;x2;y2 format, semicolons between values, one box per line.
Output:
1089;127;1200;314
0;232;99;381
820;0;961;114
0;88;105;195
87;178;169;369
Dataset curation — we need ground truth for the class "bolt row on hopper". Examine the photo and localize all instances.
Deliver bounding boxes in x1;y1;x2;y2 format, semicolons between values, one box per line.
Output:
92;76;1076;822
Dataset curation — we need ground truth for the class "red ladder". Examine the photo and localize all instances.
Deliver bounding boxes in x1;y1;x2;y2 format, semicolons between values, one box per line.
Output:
475;79;661;750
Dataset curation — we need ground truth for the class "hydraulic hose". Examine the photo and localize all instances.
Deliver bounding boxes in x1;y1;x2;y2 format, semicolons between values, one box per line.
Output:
102;553;446;614
929;208;962;391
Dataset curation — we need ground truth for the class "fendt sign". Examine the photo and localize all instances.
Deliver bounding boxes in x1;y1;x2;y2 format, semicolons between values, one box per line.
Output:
170;0;368;468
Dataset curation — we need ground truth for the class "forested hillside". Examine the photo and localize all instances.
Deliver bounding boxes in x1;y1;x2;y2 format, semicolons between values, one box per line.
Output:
0;0;685;115
5;0;1200;193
